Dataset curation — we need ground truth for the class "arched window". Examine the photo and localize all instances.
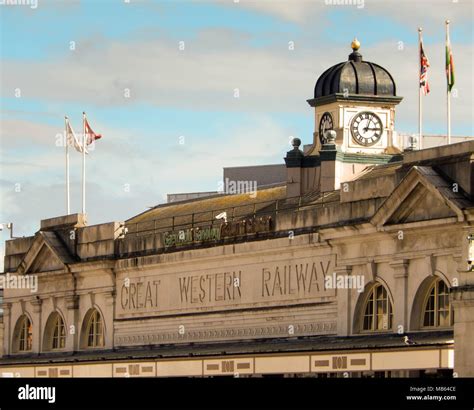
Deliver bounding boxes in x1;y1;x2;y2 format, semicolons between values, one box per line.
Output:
17;315;33;352
362;283;393;331
52;315;66;349
86;309;104;348
422;279;452;328
43;312;67;351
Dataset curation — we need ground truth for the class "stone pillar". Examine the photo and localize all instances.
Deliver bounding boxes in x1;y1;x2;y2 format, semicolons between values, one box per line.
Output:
30;298;42;354
104;290;115;349
452;229;474;376
335;265;353;336
286;168;302;198
319;131;338;193
284;138;304;198
0;322;3;358
452;287;474;376
390;259;409;333
2;302;12;356
65;295;79;351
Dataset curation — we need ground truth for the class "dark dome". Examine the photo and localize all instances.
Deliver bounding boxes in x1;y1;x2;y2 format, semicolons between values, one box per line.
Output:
314;44;397;99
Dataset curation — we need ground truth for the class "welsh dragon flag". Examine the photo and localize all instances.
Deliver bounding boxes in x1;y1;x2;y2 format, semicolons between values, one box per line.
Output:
446;30;455;92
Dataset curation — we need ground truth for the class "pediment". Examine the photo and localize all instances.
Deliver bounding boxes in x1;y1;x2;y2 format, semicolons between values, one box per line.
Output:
385;182;457;225
17;232;72;275
372;166;467;227
27;244;65;273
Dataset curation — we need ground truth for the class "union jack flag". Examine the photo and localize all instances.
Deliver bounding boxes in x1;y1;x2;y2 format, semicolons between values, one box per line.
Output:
419;39;430;95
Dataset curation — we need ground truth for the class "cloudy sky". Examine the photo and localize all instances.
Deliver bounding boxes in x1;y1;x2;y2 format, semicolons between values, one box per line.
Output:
0;0;472;264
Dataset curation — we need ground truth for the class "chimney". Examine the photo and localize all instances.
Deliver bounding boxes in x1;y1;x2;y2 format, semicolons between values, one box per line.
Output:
319;131;339;192
284;138;304;197
284;138;322;197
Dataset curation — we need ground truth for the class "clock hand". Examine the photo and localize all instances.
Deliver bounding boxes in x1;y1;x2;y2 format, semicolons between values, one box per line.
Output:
363;118;373;132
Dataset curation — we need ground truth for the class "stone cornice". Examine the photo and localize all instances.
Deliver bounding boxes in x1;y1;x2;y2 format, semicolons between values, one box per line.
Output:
390;259;409;278
307;94;403;107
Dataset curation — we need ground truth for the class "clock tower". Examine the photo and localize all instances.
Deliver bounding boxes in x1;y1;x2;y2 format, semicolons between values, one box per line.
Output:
285;39;404;197
307;39;403;155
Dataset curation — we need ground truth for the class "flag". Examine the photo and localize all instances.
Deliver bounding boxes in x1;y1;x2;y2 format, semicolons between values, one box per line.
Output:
446;30;455;92
419;39;430;95
66;117;86;153
84;117;102;146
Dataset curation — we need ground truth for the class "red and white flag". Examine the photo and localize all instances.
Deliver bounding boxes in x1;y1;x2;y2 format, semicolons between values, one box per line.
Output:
66;117;86;153
84;117;102;146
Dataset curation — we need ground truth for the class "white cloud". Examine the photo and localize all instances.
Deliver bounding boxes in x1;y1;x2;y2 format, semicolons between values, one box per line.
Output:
2;34;471;134
0;115;290;230
226;0;319;23
363;0;472;27
0;118;62;148
1;37;316;113
1;0;473;261
229;0;472;26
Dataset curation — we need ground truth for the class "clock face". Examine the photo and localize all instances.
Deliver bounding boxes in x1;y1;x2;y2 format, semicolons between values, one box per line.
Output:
350;111;383;147
318;112;334;142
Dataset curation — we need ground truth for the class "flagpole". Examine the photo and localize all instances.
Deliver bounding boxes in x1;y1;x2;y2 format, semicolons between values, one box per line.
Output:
82;112;86;214
446;20;451;145
418;27;423;150
65;116;70;215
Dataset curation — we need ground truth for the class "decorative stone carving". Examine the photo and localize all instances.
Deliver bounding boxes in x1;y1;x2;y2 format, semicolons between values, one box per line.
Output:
30;297;42;314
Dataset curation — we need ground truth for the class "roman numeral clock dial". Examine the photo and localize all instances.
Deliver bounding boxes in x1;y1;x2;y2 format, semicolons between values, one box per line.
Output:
350;111;383;147
318;112;334;143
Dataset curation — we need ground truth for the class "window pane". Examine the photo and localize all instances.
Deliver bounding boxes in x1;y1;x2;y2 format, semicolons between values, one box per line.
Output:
87;310;104;347
363;285;392;331
19;317;33;351
422;280;452;328
52;315;66;350
27;322;32;350
424;310;434;327
363;315;372;330
59;319;66;349
438;310;450;327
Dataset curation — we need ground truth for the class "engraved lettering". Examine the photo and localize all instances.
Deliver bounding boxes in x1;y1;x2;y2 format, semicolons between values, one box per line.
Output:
179;277;191;303
121;285;128;309
144;281;153;308
262;268;271;297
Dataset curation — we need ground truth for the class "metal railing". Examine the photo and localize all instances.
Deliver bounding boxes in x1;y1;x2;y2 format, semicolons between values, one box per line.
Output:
125;192;339;237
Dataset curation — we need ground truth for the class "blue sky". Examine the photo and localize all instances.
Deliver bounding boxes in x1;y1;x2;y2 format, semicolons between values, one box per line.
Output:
0;0;473;255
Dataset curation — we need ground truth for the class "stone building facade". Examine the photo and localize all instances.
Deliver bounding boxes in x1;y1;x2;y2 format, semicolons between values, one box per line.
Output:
0;41;473;378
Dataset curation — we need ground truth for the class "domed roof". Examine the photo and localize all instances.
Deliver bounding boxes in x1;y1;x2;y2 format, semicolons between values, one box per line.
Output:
313;39;398;100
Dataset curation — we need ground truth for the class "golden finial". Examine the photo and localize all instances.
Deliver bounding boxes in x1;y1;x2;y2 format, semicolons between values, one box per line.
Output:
351;38;360;51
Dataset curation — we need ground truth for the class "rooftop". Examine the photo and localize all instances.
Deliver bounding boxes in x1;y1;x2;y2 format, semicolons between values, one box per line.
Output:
2;140;473;271
0;330;453;365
